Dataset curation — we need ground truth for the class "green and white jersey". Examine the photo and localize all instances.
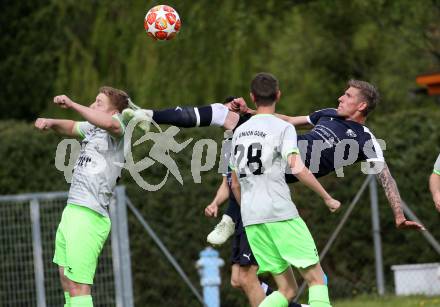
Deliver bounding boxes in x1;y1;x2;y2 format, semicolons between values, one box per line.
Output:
67;114;125;217
434;154;440;175
230;114;300;227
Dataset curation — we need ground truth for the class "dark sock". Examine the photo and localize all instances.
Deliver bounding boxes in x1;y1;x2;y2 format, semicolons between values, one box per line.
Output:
152;105;212;127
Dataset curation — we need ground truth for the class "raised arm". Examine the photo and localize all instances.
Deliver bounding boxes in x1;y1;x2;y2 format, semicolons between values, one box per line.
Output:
54;95;122;136
376;162;425;229
231;97;312;128
34;118;78;137
289;153;340;212
204;176;230;217
275;114;311;128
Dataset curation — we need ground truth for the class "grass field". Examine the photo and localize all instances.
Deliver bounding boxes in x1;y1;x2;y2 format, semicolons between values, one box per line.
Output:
333;295;440;307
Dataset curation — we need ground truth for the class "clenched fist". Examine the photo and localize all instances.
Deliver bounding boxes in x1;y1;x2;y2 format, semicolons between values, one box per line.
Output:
54;95;74;109
34;118;53;131
324;197;341;213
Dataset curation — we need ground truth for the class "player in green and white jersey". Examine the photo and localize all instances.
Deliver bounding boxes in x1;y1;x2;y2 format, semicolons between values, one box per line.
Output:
35;87;129;307
229;73;340;307
430;153;440;212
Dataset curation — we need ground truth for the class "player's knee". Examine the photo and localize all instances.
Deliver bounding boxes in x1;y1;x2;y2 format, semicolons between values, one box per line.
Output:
237;268;259;289
67;280;90;296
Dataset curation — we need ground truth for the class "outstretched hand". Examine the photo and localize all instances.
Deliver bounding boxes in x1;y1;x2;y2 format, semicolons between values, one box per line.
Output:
396;219;425;230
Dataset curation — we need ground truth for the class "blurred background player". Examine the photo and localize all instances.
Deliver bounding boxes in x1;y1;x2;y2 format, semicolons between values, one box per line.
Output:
229;72;340;307
205;132;308;307
34;87;128;307
429;153;440;212
207;79;424;246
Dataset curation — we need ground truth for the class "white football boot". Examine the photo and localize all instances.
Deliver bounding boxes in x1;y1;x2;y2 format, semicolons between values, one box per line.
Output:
207;214;235;246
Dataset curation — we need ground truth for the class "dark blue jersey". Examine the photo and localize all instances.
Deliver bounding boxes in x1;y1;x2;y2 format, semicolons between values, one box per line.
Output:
285;108;384;181
233;110;384;182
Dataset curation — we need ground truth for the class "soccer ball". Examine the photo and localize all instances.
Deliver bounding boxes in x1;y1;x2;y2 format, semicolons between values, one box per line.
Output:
144;5;181;41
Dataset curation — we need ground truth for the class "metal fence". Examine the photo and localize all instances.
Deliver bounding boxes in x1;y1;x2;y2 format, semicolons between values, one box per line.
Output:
1;180;438;307
294;175;440;301
0;187;133;307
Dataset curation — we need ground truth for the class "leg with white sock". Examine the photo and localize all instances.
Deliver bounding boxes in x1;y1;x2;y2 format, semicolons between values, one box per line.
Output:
122;98;241;131
238;265;266;307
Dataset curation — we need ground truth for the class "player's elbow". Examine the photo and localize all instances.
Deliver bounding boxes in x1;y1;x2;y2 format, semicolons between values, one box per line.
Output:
289;154;306;175
106;119;123;136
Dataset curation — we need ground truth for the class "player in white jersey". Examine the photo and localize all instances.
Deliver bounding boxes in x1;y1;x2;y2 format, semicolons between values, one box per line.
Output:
230;73;340;307
430;153;440;212
35;86;129;307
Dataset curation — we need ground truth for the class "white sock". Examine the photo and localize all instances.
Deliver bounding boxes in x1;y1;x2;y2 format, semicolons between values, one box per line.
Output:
210;103;229;126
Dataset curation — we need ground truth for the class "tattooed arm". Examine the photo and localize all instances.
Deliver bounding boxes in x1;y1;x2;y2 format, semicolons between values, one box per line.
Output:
376;162;424;230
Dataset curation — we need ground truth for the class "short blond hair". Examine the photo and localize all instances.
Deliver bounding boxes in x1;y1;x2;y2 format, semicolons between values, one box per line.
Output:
99;86;129;112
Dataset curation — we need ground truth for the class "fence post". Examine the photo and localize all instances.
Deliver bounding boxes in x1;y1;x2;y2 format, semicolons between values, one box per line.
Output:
110;186;134;307
369;177;385;295
110;193;123;307
197;247;224;307
30;199;47;307
115;186;134;307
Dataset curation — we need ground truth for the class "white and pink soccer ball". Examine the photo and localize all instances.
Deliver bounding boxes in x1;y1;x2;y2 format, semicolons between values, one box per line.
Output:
144;5;181;41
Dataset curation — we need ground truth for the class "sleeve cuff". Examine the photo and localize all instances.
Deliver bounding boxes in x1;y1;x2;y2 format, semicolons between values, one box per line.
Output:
434;169;440;175
283;148;299;160
74;122;86;139
306;116;314;126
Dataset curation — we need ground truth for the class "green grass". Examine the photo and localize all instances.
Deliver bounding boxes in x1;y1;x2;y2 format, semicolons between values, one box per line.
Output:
333;295;440;307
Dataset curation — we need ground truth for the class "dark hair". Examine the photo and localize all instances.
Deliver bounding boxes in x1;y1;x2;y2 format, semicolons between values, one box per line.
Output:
250;73;279;106
99;86;129;112
347;80;380;116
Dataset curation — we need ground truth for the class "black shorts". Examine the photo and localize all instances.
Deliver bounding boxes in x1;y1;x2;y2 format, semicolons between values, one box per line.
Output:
231;226;258;266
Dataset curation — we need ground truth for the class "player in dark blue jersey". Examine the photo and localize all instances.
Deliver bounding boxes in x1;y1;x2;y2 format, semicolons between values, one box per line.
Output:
125;80;423;234
285;106;385;182
207;80;423;247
